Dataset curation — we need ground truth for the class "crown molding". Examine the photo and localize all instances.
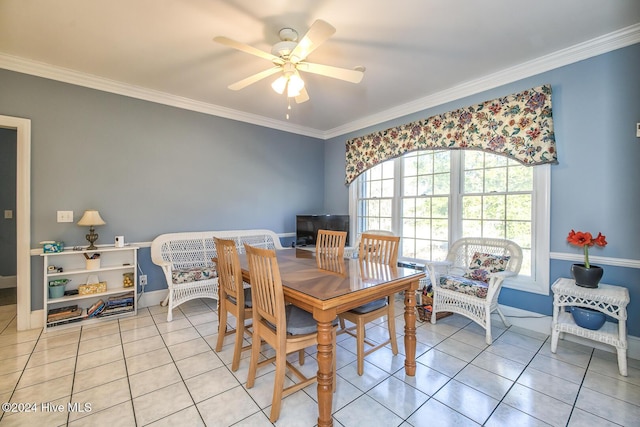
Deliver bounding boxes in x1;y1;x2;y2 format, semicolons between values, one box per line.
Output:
323;23;640;139
1;24;638;140
0;53;325;139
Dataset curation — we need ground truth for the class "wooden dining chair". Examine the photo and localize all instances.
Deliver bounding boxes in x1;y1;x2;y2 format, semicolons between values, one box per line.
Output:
214;237;253;371
244;243;336;423
339;232;401;375
316;229;347;258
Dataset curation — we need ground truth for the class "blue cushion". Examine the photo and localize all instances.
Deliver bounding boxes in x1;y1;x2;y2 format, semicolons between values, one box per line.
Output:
284;305;338;335
226;288;252;308
349;298;387;314
285;305;319;335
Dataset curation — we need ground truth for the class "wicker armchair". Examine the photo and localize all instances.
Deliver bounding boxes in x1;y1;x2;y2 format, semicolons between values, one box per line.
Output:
426;237;523;345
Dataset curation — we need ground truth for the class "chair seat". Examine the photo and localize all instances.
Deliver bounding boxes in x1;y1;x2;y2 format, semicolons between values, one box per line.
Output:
172;266;217;284
349;298;387;314
283;305;338;335
226;287;252;308
439;274;489;299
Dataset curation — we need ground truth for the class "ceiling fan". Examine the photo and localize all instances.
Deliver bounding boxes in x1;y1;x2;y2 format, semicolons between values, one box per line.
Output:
214;19;364;104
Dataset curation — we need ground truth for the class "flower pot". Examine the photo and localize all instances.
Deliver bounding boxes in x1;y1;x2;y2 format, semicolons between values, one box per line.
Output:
49;284;66;299
570;306;606;330
571;264;603;288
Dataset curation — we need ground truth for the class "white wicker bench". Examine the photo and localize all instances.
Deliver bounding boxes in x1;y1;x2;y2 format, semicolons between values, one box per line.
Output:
151;229;286;321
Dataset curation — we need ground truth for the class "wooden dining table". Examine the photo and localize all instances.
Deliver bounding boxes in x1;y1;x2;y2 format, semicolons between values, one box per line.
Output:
238;248;425;427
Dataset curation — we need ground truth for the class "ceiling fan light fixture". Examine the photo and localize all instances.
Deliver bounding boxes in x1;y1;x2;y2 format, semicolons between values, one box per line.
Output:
271;76;288;94
287;74;305;97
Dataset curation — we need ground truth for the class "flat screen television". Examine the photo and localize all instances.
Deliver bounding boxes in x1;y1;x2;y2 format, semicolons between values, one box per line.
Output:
296;214;350;247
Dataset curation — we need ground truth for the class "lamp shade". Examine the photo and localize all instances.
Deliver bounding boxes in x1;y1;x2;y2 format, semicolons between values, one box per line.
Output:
77;210;106;226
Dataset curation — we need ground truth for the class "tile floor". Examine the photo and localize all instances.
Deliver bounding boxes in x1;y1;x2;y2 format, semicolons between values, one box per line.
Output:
0;298;638;427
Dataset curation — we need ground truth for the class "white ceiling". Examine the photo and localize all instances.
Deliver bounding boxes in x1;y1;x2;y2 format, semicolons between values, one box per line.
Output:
1;0;639;138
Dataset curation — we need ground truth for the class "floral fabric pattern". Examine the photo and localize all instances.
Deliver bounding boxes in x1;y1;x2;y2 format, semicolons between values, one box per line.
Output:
345;84;557;185
463;252;510;283
439;274;489;299
172;267;217;284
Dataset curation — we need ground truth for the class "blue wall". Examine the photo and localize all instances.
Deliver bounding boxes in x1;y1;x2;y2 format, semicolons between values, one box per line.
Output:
324;43;640;335
0;69;325;310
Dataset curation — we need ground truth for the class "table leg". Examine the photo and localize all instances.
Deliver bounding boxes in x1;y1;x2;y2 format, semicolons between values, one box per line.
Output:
404;284;418;376
315;316;335;427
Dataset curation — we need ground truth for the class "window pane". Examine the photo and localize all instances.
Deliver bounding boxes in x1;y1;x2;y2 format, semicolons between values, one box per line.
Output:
485;153;507;168
382;161;395;179
485;167;507;193
465;150;484;169
434;173;450;194
416;219;431;239
481;221;503;238
462;196;482;219
382;178;394;197
404;177;417;197
508;166;533;191
432;219;448;240
432;197;448;218
403;198;416;217
463;219;482;236
418;176;433;196
369;181;381;198
404;156;417;176
483;195;505;220
434;151;450;172
506;194;531;220
464;169;483;193
380;199;393;217
403;218;416;238
415;198;431;218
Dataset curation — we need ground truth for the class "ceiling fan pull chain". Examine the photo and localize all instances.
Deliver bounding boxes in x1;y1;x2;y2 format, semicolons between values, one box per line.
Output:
286;97;292;120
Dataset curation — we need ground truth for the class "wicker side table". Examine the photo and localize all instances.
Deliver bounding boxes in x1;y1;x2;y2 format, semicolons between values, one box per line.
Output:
550;277;630;376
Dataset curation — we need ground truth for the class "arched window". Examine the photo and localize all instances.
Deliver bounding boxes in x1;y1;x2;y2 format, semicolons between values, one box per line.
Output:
347;86;555;295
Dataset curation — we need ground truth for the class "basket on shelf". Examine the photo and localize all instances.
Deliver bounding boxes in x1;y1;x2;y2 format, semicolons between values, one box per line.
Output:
416;295;453;322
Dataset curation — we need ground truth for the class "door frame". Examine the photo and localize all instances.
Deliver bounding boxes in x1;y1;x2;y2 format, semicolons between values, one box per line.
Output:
0;115;31;330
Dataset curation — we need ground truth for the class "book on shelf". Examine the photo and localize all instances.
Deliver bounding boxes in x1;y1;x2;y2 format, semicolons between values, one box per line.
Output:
47;307;85;324
86;299;106;318
47;304;78;316
99;305;135;317
107;292;134;304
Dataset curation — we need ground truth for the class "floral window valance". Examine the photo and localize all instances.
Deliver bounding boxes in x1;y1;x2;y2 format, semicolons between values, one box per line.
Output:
345;84;557;185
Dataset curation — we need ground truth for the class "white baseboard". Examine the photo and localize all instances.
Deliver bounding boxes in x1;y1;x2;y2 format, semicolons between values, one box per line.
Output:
0;276;17;289
137;289;167;308
500;304;639;361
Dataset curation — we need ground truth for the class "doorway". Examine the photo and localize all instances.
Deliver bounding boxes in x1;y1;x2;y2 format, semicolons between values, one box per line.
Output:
0;115;31;331
0;127;17;309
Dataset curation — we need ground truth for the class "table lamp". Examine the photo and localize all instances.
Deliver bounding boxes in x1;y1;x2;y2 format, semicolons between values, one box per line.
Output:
77;210;106;250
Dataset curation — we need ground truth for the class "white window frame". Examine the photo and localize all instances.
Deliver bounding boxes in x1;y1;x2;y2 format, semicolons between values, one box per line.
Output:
349;153;550;295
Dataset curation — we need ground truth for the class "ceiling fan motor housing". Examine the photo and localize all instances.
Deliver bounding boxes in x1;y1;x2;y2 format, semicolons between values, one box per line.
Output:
272;27;299;58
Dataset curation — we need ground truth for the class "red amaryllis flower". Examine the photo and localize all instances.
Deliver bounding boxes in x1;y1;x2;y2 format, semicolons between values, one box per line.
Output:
567;229;607;268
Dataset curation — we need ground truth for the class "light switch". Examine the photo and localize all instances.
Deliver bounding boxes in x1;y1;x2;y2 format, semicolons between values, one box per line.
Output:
4;210;12;219
57;210;73;223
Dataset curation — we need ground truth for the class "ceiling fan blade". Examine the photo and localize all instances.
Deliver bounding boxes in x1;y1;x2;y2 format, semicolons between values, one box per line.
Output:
228;67;281;91
298;62;364;84
295;86;309;104
290;19;336;63
214;36;282;64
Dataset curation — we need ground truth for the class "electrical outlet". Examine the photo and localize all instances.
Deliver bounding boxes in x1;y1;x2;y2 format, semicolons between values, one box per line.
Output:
139;275;147;286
